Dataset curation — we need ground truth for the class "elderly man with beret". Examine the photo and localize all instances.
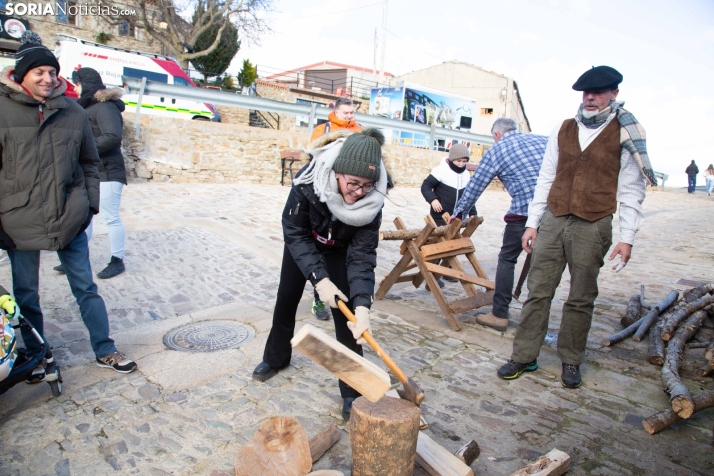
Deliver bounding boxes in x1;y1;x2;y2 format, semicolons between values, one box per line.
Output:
497;66;655;388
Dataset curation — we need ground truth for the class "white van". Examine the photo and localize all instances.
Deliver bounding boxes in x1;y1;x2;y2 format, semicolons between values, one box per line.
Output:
54;34;220;122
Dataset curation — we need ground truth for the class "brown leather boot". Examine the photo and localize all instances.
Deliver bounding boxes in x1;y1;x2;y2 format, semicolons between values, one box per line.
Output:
476;312;508;331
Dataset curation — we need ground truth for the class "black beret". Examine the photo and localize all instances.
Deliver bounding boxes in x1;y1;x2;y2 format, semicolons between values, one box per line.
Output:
572;66;623;91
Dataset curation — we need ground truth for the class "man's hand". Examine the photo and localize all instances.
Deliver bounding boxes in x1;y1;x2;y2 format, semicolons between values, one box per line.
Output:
608;242;632;270
522;227;538;254
431;199;443;213
447;212;462;224
347;306;371;346
315;278;348;308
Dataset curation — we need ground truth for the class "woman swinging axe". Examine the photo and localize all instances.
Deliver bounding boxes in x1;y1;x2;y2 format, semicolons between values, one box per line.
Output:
252;128;388;421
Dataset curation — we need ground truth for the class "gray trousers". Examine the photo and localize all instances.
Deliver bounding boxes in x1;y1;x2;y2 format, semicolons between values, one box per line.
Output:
511;210;612;365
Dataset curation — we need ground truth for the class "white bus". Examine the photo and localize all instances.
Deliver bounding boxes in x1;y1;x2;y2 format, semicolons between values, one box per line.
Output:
54;34;220;122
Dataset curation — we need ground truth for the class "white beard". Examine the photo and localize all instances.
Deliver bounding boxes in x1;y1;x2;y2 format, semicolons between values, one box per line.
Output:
581;108;601;118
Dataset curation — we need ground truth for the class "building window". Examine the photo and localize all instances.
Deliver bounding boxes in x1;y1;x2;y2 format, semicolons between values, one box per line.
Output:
119;20;136;38
56;0;77;26
480;108;493;116
0;1;7;11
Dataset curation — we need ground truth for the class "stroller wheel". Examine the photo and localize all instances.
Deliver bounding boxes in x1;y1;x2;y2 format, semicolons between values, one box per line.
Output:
50;379;62;397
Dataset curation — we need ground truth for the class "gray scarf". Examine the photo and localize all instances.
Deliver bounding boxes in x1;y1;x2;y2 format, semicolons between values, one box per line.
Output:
293;137;387;227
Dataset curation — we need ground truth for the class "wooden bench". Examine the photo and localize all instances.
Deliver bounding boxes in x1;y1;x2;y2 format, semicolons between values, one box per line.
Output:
280;150;302;186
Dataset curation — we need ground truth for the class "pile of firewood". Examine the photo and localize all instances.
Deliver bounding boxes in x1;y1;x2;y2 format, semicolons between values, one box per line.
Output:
603;283;714;435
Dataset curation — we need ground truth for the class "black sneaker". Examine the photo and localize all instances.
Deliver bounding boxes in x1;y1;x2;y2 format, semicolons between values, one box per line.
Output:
561;363;582;389
342;397;356;421
53;265;66;274
252;361;277;382
25;362;46;384
312;300;330;321
96;351;137;373
443;276;459;283
97;256;125;279
497;359;538;380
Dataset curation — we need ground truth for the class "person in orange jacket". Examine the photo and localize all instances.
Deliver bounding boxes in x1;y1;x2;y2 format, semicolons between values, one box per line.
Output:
309;98;362;142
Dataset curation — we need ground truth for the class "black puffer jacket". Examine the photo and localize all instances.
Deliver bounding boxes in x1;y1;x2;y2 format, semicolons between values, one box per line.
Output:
82;88;127;184
282;170;381;309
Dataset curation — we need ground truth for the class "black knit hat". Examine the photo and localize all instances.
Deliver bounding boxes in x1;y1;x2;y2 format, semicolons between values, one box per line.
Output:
14;31;61;82
72;67;103;90
572;66;622;91
333;129;384;182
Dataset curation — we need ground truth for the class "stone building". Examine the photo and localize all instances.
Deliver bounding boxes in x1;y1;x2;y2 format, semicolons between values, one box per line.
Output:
0;0;162;57
391;60;532;135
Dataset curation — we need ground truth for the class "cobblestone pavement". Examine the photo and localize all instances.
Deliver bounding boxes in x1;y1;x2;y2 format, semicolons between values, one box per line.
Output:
0;182;712;475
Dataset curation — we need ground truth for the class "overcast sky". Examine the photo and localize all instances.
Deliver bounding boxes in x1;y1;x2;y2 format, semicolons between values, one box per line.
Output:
231;0;714;187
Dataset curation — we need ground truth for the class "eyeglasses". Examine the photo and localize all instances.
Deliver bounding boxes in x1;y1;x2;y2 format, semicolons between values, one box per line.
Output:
341;176;375;194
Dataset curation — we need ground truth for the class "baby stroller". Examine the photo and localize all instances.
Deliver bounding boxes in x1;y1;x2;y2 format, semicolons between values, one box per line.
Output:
0;309;62;397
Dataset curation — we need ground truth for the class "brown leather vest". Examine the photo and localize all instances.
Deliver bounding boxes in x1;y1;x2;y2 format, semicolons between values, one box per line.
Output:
547;119;621;222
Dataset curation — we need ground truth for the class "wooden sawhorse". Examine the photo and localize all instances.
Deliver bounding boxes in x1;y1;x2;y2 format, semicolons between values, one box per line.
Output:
376;214;495;331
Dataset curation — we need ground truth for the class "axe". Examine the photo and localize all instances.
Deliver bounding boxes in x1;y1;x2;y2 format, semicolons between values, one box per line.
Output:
513;253;532;301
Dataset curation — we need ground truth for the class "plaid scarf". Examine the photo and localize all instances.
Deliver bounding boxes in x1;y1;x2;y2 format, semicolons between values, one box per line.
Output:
577;101;657;186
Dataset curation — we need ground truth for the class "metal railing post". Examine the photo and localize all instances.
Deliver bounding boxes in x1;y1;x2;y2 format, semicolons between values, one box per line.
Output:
134;77;147;139
307;102;317;139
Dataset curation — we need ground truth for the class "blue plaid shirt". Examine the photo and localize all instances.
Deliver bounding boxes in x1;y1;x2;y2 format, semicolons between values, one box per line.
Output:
453;130;549;218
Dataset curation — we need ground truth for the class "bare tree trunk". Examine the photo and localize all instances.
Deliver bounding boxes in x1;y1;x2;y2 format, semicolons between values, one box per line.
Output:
662;310;709;418
633;290;679;341
643;390;714;434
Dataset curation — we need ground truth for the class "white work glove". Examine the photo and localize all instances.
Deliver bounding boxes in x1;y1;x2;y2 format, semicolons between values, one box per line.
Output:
315;278;348;308
347;306;372;345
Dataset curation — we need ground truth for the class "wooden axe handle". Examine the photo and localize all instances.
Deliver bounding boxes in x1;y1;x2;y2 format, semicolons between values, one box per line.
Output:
513;252;532;300
337;300;409;384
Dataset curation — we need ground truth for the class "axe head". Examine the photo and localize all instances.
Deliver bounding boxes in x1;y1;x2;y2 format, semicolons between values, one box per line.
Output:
396;377;425;406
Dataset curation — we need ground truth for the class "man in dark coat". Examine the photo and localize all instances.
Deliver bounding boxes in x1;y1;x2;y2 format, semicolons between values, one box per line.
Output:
686;160;699;193
0;32;136;381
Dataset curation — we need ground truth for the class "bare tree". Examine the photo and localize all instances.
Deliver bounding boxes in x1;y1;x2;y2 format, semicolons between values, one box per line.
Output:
102;0;272;68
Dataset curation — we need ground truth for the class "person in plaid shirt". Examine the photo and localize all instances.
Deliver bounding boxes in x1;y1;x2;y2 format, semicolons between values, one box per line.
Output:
450;118;548;331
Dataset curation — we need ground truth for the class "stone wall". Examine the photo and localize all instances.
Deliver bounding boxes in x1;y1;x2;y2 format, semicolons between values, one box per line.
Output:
122;114;497;189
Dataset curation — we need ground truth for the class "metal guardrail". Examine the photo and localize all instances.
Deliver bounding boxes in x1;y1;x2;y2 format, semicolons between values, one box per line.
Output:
122;77;495;147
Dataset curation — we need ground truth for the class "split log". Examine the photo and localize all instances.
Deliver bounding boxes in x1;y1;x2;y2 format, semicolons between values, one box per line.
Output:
309;424;340;464
647;317;666;366
662;310;709;419
603;317;643;346
621;294;643;327
508;448;570;476
350;396;420;476
661;294;714;341
642;390;714;434
454;440;480;466
415;431;474;476
234;416;312;476
633;290;679;341
380;218;472;241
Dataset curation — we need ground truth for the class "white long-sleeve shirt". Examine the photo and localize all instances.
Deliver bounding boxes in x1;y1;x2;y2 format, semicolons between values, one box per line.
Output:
526;113;647;245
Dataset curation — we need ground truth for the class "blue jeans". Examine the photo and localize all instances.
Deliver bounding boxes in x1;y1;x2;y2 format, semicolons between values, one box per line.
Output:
688;175;697;193
8;232;116;359
706;178;714;195
85;182;126;259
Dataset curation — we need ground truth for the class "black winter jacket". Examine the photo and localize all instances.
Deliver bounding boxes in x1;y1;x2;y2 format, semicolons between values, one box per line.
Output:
82;88;127;184
282;171;381;309
421;157;476;225
685;163;699;176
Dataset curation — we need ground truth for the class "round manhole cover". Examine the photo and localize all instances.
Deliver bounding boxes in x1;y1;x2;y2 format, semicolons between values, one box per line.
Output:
163;321;255;353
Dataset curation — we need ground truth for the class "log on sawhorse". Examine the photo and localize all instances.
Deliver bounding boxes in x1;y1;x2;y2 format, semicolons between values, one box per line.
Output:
376;214;495;331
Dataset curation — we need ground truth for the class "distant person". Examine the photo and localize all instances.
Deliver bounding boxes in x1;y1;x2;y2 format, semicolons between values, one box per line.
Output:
309;98;361;142
448;118;548;331
497;66;653;389
0;31;136;381
55;67;128;279
421;143;476;287
704;164;714;196
686;160;699;193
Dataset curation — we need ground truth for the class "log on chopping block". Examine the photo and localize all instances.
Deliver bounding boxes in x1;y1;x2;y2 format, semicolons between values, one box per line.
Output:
508;448;570;476
234;416;312;476
632;290;679;341
642;390;714;434
662;310;709;419
454;440;480;466
291;324;391;402
661;294;714;341
416;431;474;476
385;389;428;429
309;424;341;464
621;293;643;327
350;396;421;476
337;299;424;406
379;218;473;241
